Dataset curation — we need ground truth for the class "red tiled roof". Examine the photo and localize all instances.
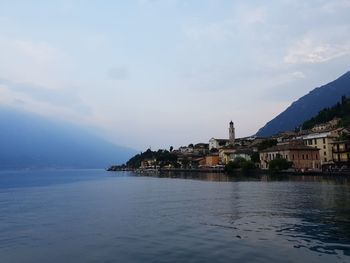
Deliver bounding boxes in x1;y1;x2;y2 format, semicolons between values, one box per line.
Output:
261;144;319;153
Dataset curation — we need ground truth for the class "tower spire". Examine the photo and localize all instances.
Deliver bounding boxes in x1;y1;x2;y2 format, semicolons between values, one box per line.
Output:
229;121;235;145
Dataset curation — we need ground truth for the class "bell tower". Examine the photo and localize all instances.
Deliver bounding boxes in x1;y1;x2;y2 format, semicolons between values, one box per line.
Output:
229;121;235;145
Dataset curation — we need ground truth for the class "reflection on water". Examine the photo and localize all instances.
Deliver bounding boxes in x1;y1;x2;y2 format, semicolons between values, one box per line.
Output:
128;171;350;260
0;170;349;262
147;170;350;184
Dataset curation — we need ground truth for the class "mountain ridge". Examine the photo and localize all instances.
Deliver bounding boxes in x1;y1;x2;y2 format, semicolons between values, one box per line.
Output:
0;106;136;169
256;71;350;137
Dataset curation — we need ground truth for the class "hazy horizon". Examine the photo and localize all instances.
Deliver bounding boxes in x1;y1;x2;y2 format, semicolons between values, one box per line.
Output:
1;1;350;150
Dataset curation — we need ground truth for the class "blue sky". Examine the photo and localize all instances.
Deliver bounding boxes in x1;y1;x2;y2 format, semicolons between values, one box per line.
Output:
0;0;350;150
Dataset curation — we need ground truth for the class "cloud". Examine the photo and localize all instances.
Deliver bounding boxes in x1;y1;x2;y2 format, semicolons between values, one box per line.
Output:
284;37;350;64
184;5;267;42
13;40;59;62
0;36;73;89
291;71;306;79
239;6;267;25
184;19;234;42
0;78;91;115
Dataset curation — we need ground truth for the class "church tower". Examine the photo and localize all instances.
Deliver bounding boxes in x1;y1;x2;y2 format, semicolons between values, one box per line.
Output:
229;121;235;145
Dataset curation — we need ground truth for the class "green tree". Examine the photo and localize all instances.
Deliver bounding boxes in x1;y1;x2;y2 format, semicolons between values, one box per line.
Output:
251;152;260;163
258;139;278;151
224;161;240;173
268;158;293;172
302;96;350;130
241;160;256;171
225;157;256;173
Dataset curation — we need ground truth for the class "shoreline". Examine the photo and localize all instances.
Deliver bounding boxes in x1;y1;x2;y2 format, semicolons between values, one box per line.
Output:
107;167;350;176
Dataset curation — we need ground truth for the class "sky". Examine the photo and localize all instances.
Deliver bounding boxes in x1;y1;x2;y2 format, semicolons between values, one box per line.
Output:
0;0;350;150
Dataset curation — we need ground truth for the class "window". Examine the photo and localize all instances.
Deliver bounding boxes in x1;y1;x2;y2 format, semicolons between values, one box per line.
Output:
324;151;326;156
302;154;305;160
306;154;308;159
324;157;327;162
323;145;326;149
323;138;326;144
314;139;317;144
308;139;312;145
292;154;295;160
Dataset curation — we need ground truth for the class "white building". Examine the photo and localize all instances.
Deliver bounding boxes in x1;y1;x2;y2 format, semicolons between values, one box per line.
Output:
209;121;236;150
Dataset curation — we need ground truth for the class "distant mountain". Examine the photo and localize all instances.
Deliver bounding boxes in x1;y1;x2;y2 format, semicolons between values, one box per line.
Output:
256;71;350;137
0;107;136;169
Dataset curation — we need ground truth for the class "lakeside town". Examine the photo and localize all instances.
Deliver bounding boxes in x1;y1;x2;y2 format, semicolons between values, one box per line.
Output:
109;97;350;175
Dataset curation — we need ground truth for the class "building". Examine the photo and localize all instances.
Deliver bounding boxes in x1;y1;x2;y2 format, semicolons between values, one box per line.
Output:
260;144;320;171
331;140;350;167
300;131;338;166
201;154;220;167
140;159;157;169
311;118;340;132
193;143;209;155
230;149;253;162
178;146;194;154
218;148;236;164
229;121;235;145
209;138;230;150
209;121;235;150
219;148;253;164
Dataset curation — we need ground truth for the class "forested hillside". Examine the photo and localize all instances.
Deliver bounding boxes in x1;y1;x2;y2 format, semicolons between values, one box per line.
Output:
302;96;350;130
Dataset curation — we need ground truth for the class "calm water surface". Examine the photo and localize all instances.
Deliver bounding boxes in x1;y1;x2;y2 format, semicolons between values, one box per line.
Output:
0;169;350;262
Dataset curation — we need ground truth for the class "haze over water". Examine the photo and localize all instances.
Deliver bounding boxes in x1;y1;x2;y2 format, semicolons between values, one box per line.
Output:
0;170;349;262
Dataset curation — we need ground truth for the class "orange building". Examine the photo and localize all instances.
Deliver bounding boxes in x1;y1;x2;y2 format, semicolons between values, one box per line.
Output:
199;154;220;167
260;144;321;171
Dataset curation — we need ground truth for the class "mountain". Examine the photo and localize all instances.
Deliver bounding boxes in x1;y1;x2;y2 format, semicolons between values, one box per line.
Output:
0;107;136;169
256;71;350;137
302;96;350;130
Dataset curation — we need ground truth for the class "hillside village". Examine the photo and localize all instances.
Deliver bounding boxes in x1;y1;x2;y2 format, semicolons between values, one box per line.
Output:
112;96;350;173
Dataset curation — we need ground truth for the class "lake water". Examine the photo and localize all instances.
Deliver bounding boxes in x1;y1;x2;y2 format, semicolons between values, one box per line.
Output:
0;169;350;263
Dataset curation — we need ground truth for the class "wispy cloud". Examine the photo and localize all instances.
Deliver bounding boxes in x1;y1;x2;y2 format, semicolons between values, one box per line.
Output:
284;37;350;64
0;79;91;115
184;5;267;42
0;36;72;88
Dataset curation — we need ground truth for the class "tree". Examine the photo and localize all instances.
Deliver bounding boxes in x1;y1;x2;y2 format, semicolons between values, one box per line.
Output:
241;160;256;171
268;158;293;172
302;96;350;130
126;148;178;168
224;157;256;173
258;139;278;151
169;146;173;152
224;161;240;173
181;157;190;168
251;152;260;163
